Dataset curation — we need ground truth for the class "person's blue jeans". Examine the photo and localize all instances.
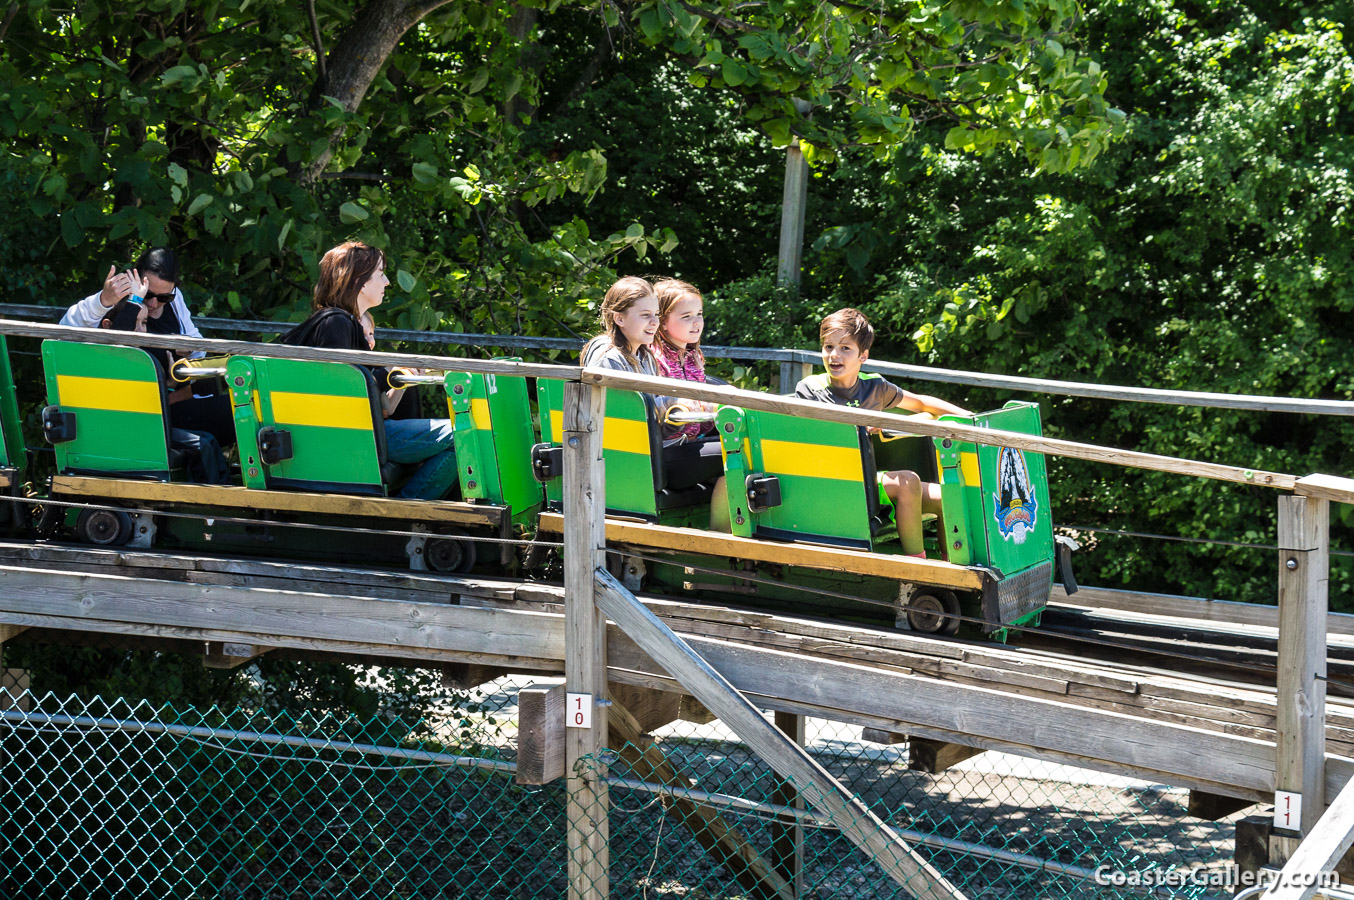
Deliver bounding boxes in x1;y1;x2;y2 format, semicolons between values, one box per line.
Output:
383;417;458;501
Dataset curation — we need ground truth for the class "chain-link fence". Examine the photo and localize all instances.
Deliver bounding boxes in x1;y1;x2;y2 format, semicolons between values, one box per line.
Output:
0;663;1251;899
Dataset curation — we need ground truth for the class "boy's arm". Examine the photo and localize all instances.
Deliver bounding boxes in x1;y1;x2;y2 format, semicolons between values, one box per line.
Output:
891;390;970;418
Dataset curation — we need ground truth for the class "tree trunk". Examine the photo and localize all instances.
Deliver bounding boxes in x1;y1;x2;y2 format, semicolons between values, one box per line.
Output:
304;0;455;183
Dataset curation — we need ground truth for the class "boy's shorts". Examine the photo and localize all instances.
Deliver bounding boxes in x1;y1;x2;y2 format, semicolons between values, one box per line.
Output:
876;472;894;515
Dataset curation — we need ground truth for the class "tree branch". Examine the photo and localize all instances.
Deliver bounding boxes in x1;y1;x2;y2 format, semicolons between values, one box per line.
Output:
307;0;327;83
0;3;20;41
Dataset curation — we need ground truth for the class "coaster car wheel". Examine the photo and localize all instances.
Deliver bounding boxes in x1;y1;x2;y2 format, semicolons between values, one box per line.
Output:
76;508;133;547
427;534;477;573
905;589;961;636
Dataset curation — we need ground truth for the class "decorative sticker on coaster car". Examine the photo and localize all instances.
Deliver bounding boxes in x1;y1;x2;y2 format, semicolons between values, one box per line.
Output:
994;446;1037;544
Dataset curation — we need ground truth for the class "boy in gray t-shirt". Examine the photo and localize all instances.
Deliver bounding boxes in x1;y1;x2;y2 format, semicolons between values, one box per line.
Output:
793;308;968;556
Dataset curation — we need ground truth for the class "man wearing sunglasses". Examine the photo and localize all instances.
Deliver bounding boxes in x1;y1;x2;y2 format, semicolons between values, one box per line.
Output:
61;247;234;447
62;247;205;349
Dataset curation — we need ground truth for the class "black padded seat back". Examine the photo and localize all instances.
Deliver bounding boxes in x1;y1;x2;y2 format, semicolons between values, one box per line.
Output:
361;367;415;490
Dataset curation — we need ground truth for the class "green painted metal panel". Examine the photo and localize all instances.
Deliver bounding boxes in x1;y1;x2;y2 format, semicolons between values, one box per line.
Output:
239;356;384;493
448;366;540;519
0;335;24;468
739;409;874;545
42;340;171;476
538;378;658;517
481;369;543;519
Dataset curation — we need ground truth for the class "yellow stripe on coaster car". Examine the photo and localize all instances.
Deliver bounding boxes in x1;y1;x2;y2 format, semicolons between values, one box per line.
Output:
960;451;980;486
270;391;373;430
546;414;650;456
603;416;650;455
56;375;162;415
760;439;863;481
471;398;492;431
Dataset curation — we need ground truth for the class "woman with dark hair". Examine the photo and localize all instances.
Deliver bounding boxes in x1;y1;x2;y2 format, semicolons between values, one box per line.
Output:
62;247;235;447
281;242;457;501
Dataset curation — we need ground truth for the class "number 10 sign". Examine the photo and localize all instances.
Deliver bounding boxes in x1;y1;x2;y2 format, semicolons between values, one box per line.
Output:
566;693;593;729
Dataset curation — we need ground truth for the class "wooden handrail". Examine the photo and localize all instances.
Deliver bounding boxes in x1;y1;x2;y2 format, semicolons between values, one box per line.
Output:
581;365;1322;494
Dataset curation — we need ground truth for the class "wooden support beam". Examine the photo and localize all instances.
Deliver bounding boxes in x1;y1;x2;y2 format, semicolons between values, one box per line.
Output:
0;624;28;642
1275;495;1329;847
538;513;985;591
594;568;968;900
203;640;270;669
610;698;794;900
1261;774;1354;899
442;663;509;691
862;728;908;746
909;738;984;775
607;681;683;733
680;695;717;725
517;683;567;786
563;382;609;900
1186;790;1255;821
772;710;806;898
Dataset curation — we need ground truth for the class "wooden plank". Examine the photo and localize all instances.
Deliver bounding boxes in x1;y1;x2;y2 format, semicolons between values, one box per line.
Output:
858;358;1354;419
1276;495;1329;837
203;640;270;669
1295;473;1354;507
52;475;502;527
862;728;907;746
1263;774;1354;899
600;623;1281;795
0;624;28;642
0;316;579;381
909;739;985;775
516;683;567;785
1052;585;1354;638
581;367;1297;490
594;569;969;900
0;565;563;661
0;609;563;674
1186;790;1255;821
538;513;986;591
610;698;794;900
563;381;609;900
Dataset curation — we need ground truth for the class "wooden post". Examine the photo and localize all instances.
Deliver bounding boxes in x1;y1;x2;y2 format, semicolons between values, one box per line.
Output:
1273;493;1329;863
776;100;811;288
517;684;567;785
772;710;805;898
778;358;817;395
564;381;609;900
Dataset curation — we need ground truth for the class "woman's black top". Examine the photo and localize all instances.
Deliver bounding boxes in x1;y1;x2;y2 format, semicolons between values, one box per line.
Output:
280;307;419;419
